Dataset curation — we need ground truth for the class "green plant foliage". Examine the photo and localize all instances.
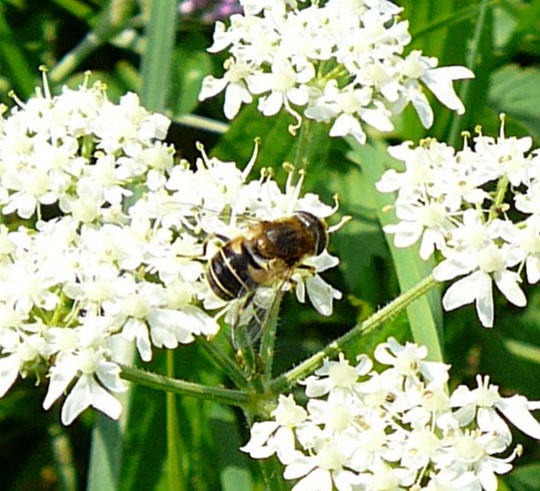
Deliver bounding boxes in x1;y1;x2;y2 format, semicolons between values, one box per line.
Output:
0;0;539;490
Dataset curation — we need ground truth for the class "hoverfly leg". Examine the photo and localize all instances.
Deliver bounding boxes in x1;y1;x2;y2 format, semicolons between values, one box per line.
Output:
296;264;317;274
177;233;230;259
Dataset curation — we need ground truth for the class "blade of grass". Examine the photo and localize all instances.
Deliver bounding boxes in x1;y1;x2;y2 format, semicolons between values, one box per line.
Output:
448;0;491;147
87;413;123;491
347;138;445;362
411;0;499;39
0;2;35;97
51;0;94;20
139;0;178;112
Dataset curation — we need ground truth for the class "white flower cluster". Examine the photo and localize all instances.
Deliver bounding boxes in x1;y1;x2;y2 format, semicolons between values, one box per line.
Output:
242;338;540;491
0;77;172;221
0;76;341;424
377;119;540;327
199;0;473;143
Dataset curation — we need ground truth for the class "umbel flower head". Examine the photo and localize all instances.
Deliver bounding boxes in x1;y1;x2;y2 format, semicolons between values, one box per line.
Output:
377;116;540;328
199;0;474;143
242;338;540;491
0;74;341;424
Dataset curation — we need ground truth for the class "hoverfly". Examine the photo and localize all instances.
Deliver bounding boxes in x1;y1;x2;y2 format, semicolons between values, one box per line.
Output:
205;210;329;348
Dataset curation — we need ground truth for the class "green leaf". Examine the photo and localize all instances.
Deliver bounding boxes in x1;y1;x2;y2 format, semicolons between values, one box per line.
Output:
211;104;295;171
503;463;540;491
488;65;540;141
140;0;178;112
0;2;36;97
208;405;255;491
346;139;444;362
87;414;123;491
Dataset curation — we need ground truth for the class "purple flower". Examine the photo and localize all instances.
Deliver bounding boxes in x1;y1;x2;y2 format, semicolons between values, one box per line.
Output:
179;0;241;22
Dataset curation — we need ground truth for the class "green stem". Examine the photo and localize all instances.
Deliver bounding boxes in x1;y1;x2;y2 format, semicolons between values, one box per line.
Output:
197;337;249;389
319;64;348;84
119;364;252;408
49;0;134;83
268;274;439;394
174;113;230;134
258;290;284;382
293;118;313;170
488;175;509;221
448;0;490;147
243;411;288;491
51;0;94;20
166;351;184;491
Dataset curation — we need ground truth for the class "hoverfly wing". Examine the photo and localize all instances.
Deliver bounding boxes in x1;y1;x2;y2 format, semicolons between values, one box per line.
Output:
230;283;285;350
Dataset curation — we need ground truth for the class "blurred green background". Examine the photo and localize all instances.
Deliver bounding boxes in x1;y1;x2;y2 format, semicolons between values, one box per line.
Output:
0;0;539;489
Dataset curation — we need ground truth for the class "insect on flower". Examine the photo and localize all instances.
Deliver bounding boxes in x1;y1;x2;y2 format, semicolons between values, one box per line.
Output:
206;210;329;348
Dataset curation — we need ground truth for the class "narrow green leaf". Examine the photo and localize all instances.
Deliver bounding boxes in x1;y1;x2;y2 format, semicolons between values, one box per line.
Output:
50;0;94;20
346;139;444;362
119;355;167;491
0;2;35;97
140;0;178;112
87;414;123;491
209;405;255;491
448;0;492;147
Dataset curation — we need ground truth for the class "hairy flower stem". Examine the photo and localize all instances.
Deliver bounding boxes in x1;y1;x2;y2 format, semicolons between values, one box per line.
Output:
197;337;250;389
268;273;439;394
119;364;253;409
258;290;284;382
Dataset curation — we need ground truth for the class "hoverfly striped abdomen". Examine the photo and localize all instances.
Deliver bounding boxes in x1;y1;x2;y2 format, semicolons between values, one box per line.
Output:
207;237;263;301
